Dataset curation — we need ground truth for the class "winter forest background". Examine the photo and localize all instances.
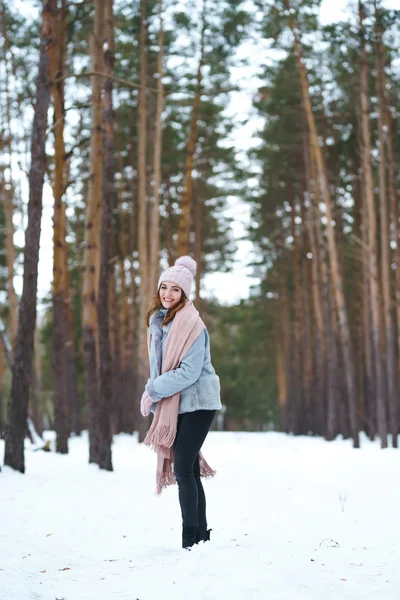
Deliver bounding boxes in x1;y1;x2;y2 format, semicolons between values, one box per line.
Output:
0;0;400;473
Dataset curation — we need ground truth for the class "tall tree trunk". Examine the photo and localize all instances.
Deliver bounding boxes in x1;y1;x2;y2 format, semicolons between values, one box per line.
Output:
116;151;131;433
1;4;19;347
109;264;120;434
300;190;314;433
30;324;44;437
165;182;175;265
137;0;150;442
382;84;400;383
304;136;325;434
0;346;4;438
177;0;207;256
51;0;70;453
291;193;304;434
95;0;115;471
375;0;399;445
149;0;164;293
83;0;104;464
353;154;372;438
358;1;387;447
63;238;81;435
4;0;56;472
284;0;359;447
277;280;290;432
194;193;204;307
308;136;336;440
276;329;288;432
374;0;397;446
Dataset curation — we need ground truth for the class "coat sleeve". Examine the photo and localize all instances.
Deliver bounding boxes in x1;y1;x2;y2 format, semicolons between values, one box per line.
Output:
145;330;206;400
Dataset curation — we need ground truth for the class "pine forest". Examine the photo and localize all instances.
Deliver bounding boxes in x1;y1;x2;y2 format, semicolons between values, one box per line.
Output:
0;0;400;473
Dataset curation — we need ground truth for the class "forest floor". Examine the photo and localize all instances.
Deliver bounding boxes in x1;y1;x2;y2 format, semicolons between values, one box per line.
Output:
0;430;399;600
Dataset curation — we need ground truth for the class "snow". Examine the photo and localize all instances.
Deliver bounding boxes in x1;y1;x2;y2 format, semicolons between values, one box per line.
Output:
1;431;399;600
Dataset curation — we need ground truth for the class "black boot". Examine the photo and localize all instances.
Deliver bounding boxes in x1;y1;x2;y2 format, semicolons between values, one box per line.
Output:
196;527;212;543
182;526;198;549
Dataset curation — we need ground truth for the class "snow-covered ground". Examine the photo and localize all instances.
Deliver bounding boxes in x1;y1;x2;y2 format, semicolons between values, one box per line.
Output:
0;431;399;600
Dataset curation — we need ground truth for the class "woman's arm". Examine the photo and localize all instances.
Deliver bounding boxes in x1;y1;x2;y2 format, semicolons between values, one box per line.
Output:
146;330;206;401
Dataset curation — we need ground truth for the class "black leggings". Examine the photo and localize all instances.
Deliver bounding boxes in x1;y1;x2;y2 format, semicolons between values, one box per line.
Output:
173;410;216;529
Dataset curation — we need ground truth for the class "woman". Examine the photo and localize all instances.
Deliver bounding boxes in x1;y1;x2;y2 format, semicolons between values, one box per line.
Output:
140;256;221;549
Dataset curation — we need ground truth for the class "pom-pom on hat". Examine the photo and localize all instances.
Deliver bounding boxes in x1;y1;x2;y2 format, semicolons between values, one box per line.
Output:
158;256;197;299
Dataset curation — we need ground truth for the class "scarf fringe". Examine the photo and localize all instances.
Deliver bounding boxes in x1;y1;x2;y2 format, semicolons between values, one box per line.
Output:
155;457;176;496
154;451;216;496
144;424;176;454
199;454;217;479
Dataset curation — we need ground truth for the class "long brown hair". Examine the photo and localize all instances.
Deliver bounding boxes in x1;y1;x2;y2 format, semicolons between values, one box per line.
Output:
146;289;187;327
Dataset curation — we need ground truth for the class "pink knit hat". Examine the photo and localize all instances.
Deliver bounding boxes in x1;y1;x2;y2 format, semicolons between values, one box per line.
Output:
158;256;197;299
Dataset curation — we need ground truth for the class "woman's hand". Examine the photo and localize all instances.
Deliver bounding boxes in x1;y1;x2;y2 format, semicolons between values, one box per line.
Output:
140;391;153;417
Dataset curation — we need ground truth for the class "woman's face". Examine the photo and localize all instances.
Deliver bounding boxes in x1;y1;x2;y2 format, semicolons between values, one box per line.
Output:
159;281;182;310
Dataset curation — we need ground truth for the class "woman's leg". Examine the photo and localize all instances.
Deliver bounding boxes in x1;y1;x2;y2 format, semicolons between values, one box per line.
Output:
173;410;215;529
193;455;207;529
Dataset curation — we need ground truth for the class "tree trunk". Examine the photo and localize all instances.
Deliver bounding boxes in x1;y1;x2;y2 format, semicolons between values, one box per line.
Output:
0;346;4;438
4;0;56;472
149;0;164;293
375;0;398;446
304;136;325;434
194;194;204;308
30;324;45;437
1;3;19;347
109;264;120;434
308;135;336;440
51;0;70;454
65;256;81;435
276;330;288;432
116;153;131;433
285;0;359;447
359;0;387;447
291;193;304;434
300;190;314;433
137;0;150;442
177;0;207;256
95;0;115;471
382;84;400;386
83;0;105;463
352;152;372;438
165;183;175;265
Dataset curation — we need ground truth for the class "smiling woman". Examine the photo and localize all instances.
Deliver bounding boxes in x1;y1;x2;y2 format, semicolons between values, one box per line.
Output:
140;255;222;549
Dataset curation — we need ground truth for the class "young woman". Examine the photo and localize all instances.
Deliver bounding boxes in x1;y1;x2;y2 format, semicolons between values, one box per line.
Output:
140;256;221;549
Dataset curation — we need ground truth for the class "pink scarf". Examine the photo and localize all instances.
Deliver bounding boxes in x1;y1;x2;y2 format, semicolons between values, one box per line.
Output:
144;300;216;494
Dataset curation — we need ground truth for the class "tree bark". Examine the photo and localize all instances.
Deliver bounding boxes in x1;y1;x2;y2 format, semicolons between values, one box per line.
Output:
290;193;304;434
1;3;19;347
0;346;4;438
117;206;131;432
194;193;204;308
375;0;398;446
51;0;70;454
109;264;120;434
95;0;115;471
149;0;164;293
137;0;150;442
4;0;56;472
83;0;105;463
177;0;207;256
284;0;359;447
30;324;45;437
277;280;290;432
65;254;81;435
304;136;325;434
382;85;400;387
358;0;387;447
